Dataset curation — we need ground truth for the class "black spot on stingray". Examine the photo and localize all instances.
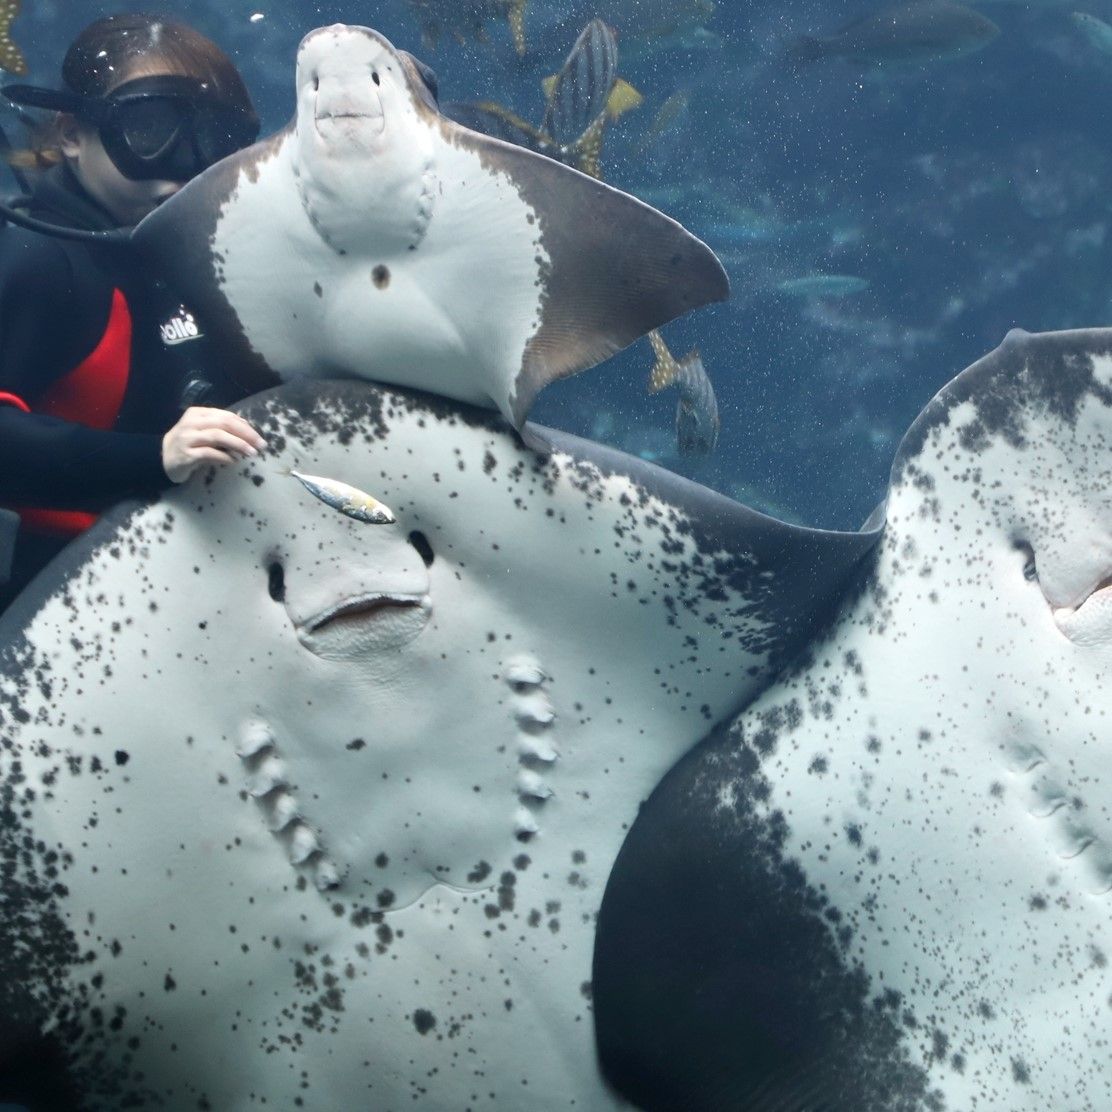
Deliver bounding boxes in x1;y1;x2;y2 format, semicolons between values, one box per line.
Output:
1011;1058;1030;1084
251;474;264;488
408;531;434;567
346;738;366;752
1028;894;1048;911
114;750;130;767
412;1009;436;1035
164;973;176;992
467;861;492;884
372;265;390;289
374;852;389;868
267;561;285;603
894;329;1112;479
313;281;323;298
498;871;516;911
376;889;395;909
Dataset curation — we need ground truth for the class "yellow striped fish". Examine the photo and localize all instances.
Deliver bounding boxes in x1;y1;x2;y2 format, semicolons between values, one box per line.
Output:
446;19;640;179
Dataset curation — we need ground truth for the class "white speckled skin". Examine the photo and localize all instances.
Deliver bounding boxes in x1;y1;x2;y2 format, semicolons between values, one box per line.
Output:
0;383;873;1109
763;361;1112;1103
596;329;1112;1110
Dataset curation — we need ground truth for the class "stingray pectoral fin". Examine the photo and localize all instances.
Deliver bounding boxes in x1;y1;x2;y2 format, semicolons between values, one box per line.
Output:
452;124;729;425
129;133;289;399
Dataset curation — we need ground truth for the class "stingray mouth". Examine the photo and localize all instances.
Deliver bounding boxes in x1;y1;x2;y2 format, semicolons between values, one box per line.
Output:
296;592;430;659
315;95;385;138
1052;572;1112;643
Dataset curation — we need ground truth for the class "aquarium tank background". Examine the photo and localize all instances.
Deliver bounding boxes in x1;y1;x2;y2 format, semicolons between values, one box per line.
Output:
7;0;1105;528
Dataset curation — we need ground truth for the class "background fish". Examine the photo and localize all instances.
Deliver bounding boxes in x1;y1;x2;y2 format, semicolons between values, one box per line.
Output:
0;0;25;76
407;0;527;55
776;274;870;298
647;328;720;455
446;18;640;178
789;1;1000;66
1071;11;1112;57
582;0;717;51
634;87;693;154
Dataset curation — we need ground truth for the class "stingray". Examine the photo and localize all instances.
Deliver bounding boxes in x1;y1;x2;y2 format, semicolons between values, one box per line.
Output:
595;327;1112;1110
129;23;728;428
0;381;874;1109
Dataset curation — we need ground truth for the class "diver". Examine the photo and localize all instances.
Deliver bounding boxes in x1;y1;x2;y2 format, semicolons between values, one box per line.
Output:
0;14;266;614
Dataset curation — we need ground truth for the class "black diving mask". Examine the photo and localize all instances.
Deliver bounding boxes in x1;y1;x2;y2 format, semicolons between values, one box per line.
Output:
3;75;260;182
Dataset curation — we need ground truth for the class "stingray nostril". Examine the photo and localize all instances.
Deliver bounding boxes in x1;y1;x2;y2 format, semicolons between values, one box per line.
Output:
408;531;434;568
1014;541;1038;583
371;70;380;86
267;561;287;603
312;74;320;91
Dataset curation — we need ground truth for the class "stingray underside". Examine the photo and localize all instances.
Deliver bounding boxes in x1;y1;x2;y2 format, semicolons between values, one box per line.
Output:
0;378;882;1109
593;327;1112;1111
443;120;730;422
132;101;729;425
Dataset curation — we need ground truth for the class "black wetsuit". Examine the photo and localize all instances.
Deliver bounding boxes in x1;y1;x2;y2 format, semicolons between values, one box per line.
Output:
0;165;207;610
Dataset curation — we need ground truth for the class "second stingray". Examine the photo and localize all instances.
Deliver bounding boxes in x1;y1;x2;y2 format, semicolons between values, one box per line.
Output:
131;23;728;428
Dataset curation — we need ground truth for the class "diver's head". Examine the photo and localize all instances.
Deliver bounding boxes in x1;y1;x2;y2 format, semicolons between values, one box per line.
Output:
6;14;259;226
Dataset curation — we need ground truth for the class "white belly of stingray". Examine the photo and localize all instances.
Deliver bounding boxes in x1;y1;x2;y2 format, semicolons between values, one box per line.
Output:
2;380;840;1109
212;131;545;410
726;378;1112;1108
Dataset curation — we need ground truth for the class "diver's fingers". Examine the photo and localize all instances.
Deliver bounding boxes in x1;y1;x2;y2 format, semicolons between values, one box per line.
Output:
185;446;240;468
185;427;261;459
163;415;246;483
180;406;267;451
163;446;241;485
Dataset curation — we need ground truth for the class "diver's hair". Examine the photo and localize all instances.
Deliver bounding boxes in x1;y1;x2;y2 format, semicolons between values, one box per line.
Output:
10;13;257;171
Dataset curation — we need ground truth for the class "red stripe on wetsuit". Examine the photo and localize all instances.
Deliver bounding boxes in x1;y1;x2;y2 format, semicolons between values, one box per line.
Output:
1;288;132;536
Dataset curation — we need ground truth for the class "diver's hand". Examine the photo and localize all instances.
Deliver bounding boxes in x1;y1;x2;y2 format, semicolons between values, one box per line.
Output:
162;407;267;484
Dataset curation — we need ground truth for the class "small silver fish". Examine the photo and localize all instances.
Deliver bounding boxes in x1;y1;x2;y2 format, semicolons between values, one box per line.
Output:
288;470;396;525
646;329;720;456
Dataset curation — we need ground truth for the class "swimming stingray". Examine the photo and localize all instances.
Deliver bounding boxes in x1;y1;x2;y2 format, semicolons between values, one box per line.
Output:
130;23;728;428
595;327;1112;1110
0;381;875;1109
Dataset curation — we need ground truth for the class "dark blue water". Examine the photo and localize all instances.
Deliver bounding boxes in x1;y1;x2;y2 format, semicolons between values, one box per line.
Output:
12;0;1107;527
